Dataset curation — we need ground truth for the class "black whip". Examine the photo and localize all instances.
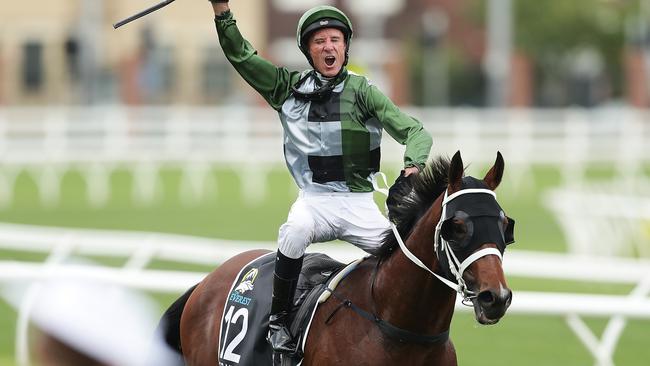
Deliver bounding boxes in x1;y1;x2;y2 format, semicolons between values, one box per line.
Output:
113;0;177;29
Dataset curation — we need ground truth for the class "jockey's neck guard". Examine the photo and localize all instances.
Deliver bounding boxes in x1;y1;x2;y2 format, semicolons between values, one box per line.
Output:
291;69;348;102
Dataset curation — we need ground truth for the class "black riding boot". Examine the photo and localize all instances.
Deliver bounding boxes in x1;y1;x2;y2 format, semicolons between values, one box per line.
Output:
267;251;303;356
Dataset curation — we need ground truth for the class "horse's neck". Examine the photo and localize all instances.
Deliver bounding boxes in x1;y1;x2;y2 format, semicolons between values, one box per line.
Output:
373;199;456;335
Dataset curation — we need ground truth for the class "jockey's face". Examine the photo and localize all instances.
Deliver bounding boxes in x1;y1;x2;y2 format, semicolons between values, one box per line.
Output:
308;28;346;78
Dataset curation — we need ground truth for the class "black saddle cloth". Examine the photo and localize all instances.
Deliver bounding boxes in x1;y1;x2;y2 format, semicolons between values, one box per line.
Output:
218;252;346;366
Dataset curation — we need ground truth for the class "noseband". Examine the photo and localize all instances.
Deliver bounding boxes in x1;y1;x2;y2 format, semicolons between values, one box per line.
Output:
391;188;504;304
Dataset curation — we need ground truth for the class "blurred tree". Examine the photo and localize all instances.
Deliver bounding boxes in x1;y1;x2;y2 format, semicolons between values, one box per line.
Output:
407;1;488;106
512;0;639;105
513;1;633;59
408;0;641;106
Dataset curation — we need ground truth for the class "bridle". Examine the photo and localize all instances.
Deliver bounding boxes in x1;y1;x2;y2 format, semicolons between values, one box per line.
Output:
390;188;505;305
327;177;512;345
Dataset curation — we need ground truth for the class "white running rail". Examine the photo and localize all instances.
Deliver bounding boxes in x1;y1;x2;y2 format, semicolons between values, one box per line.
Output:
0;106;648;207
545;180;650;258
1;223;650;366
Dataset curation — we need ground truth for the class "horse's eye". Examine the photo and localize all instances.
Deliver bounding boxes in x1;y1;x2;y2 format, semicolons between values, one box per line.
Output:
451;218;468;238
441;211;472;246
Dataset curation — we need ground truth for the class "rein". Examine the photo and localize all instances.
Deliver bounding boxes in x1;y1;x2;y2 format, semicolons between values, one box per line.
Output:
324;257;450;345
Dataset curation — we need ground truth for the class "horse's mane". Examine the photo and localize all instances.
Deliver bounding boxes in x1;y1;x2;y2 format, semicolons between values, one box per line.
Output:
378;156;451;259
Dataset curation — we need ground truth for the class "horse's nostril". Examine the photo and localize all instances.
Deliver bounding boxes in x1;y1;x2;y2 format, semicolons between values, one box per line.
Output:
478;290;495;305
479;289;512;309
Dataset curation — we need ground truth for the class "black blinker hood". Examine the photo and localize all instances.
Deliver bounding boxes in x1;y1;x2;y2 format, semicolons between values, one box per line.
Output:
435;177;515;280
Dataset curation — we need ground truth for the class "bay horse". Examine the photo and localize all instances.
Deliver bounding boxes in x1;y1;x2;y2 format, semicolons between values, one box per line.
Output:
160;151;515;365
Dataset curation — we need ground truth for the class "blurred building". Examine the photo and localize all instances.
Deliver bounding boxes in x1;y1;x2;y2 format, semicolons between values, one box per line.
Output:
0;0;648;107
0;0;424;106
0;0;267;105
0;0;474;107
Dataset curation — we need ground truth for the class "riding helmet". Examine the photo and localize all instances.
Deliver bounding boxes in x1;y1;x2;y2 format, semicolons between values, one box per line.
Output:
296;5;353;67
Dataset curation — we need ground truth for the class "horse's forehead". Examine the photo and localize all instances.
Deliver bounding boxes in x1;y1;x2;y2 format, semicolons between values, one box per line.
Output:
460;176;487;189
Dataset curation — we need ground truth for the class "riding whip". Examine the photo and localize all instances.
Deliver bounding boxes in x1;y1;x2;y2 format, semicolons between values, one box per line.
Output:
113;0;177;29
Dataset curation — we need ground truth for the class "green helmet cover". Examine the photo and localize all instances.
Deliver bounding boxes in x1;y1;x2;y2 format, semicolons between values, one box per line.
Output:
296;5;353;66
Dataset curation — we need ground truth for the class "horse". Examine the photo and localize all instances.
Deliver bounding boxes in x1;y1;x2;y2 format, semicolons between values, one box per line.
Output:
159;151;515;366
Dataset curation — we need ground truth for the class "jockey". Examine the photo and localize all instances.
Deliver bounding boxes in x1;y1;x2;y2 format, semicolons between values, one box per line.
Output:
209;1;432;359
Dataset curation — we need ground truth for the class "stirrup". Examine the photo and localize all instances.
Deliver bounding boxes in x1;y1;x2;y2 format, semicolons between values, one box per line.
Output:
267;322;299;355
272;351;296;366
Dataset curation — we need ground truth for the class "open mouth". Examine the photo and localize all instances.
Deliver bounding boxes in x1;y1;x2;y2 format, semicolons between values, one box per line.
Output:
470;293;510;325
324;56;336;67
473;304;501;325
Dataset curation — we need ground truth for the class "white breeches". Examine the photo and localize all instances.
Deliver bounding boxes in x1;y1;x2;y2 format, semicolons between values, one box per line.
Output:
277;191;391;259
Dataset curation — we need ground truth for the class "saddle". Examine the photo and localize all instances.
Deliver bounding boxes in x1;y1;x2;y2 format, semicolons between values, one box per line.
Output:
217;252;361;366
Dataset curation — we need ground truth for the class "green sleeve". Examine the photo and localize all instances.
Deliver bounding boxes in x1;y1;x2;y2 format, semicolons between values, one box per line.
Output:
214;11;300;110
358;78;433;170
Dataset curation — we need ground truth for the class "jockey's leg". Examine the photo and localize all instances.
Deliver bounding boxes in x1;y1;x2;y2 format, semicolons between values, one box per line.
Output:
338;193;391;255
268;196;323;356
267;250;303;355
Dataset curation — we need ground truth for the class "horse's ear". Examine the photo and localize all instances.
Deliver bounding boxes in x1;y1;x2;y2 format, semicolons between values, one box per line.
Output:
483;151;505;191
448;151;464;192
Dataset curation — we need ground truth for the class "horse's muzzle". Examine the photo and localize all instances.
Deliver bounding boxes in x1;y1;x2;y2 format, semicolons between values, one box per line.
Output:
472;287;512;325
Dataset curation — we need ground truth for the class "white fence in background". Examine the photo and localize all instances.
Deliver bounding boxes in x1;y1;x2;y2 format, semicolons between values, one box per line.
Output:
0;106;648;207
1;223;649;366
545;180;650;258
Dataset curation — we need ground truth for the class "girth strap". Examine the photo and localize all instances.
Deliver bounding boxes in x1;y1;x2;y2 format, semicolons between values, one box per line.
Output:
325;290;450;345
